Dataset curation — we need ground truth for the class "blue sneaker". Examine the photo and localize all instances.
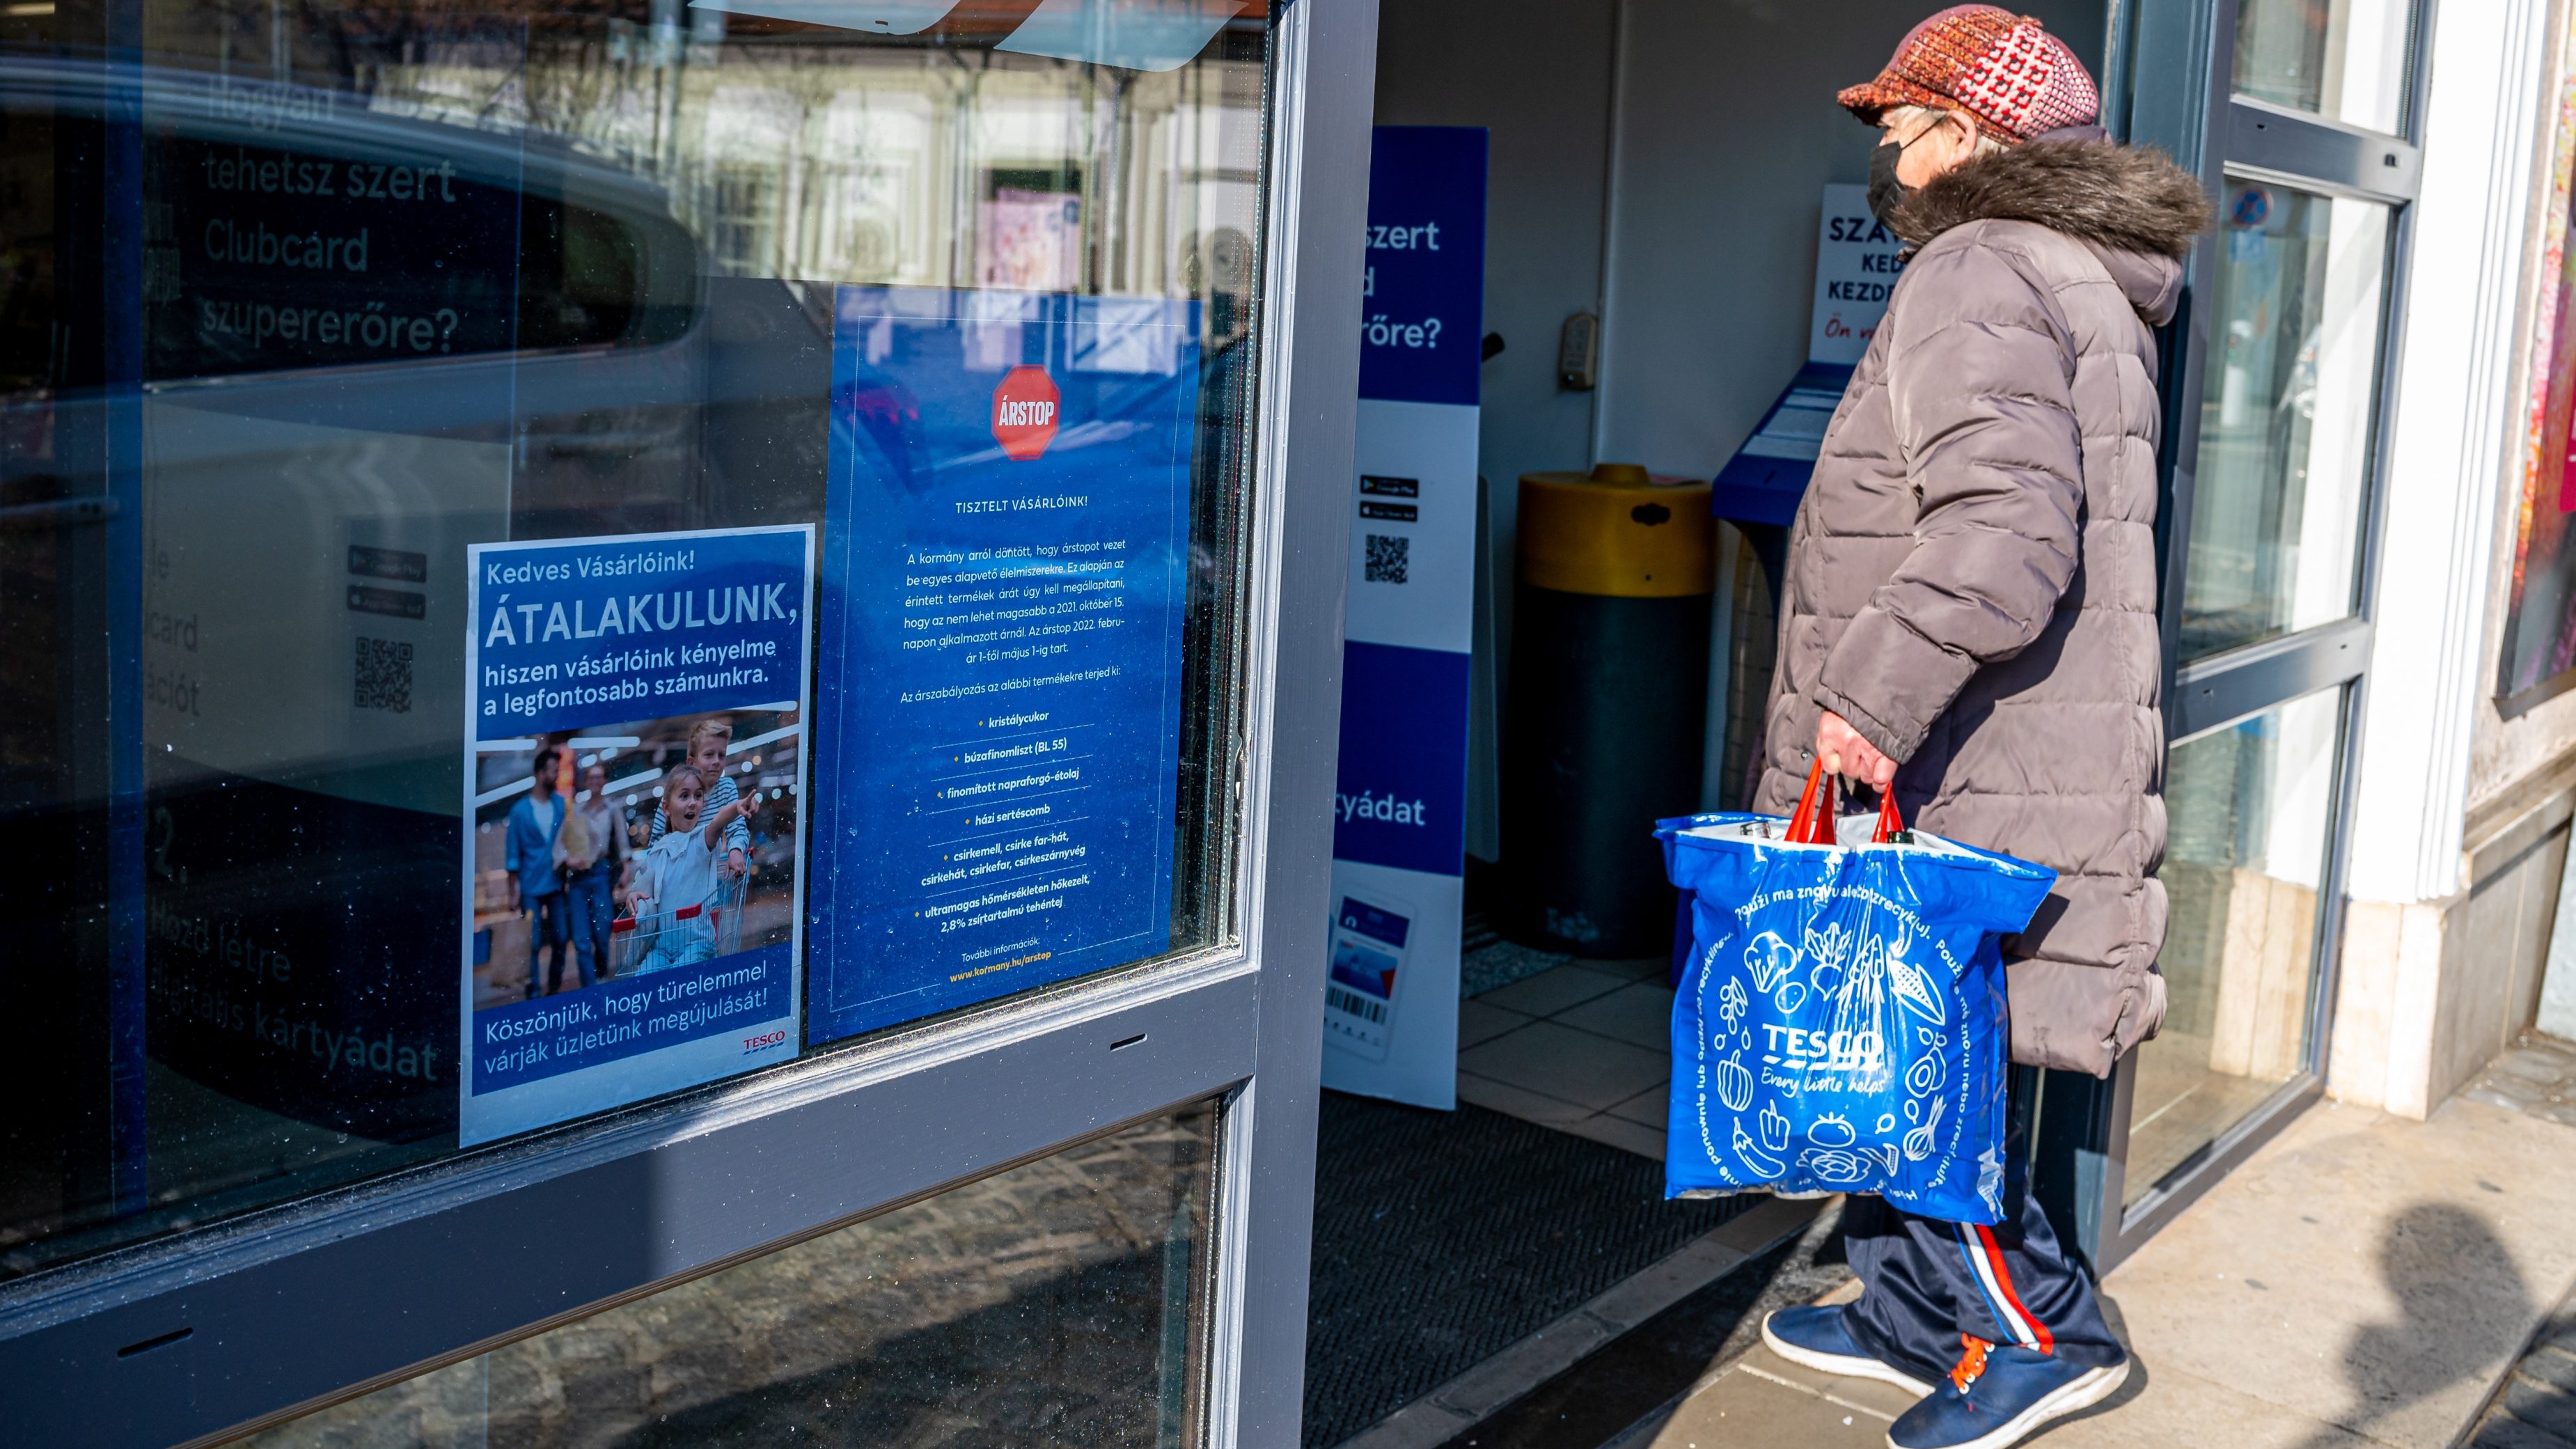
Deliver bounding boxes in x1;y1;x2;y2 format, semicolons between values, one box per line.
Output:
1761;1306;1935;1396
1886;1338;2130;1449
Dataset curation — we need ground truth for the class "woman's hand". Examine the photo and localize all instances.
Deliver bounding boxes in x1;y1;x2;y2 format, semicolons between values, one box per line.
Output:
1817;710;1896;788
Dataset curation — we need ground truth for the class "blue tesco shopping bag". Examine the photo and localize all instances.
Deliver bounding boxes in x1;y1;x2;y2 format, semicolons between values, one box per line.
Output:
1656;769;2055;1224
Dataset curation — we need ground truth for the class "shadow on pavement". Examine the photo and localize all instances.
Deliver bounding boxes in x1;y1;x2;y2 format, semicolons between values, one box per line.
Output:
2041;1287;2150;1438
2060;1203;2534;1448
2295;1203;2536;1449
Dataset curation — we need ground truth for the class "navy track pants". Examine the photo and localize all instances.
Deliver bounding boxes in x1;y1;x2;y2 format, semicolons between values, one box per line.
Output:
1837;1104;2126;1383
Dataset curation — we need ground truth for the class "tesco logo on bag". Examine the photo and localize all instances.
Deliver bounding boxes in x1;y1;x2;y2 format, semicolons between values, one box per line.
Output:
1761;1023;1884;1074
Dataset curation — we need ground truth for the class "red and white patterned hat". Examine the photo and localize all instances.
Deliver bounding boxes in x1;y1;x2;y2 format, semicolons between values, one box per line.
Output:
1837;5;2100;146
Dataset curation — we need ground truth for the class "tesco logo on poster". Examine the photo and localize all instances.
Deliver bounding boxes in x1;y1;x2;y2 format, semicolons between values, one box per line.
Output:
991;365;1060;461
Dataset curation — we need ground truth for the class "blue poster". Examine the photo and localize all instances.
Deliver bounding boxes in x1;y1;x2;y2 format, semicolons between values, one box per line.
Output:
806;288;1198;1045
1360;126;1487;408
459;525;815;1146
1334;641;1471;875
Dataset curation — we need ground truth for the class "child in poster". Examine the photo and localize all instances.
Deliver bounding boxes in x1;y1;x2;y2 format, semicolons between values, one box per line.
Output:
628;762;755;975
651;716;753;876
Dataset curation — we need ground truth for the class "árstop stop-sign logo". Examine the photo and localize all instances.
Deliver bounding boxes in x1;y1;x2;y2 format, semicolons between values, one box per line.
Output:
990;364;1061;461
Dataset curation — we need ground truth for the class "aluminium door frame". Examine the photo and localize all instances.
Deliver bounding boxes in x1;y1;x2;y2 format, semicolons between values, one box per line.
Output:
1218;0;1379;1441
2042;0;2433;1274
0;1;1375;1443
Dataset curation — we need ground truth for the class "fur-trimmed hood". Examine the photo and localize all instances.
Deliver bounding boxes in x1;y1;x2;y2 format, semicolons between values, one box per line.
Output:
1890;140;2211;260
1889;140;2210;327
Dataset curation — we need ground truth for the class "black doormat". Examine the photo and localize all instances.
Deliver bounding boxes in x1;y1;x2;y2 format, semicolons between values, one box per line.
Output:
1429;1203;1853;1449
1302;1092;1752;1448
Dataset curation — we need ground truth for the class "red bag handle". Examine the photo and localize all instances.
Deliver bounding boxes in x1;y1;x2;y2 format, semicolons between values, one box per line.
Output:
1875;786;1906;843
1785;759;1907;845
1785;760;1835;844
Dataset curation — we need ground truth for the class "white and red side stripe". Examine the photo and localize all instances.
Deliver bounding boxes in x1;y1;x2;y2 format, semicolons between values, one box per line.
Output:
1953;1223;2055;1353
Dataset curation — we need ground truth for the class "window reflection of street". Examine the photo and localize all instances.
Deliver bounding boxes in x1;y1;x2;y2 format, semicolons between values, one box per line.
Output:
2181;180;2385;661
237;1104;1216;1449
2233;0;2412;132
2133;689;2341;1206
0;3;1267;1280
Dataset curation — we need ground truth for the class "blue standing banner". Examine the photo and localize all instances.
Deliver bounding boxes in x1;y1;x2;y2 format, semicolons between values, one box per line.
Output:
1326;127;1486;1108
805;289;1198;1044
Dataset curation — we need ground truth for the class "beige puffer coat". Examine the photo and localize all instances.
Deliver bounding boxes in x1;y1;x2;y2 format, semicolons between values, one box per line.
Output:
1754;141;2210;1079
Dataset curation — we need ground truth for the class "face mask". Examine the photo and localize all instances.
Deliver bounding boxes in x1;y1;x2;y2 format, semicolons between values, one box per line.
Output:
1867;139;1913;231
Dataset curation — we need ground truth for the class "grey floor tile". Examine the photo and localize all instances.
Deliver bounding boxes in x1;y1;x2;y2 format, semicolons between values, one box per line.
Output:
1564;1111;1668;1161
2506;1380;2576;1441
1459;1019;1670;1111
1609;1085;1671;1127
1458;997;1532;1050
1589;955;1673;981
1477;964;1632;1017
2523;1346;2576;1395
2469;1415;2576;1449
1455;1068;1594;1126
1557;980;1679;1050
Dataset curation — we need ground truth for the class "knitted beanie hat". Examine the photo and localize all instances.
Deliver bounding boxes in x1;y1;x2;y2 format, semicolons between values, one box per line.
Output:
1837;6;2100;146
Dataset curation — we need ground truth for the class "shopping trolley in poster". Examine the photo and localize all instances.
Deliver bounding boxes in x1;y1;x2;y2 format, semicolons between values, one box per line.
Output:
609;871;751;978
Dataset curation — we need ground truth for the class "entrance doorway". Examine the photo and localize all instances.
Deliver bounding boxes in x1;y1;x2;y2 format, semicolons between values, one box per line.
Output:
1306;0;2421;1441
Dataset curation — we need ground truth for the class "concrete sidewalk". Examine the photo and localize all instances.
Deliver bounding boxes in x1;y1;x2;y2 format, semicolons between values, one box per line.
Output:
1609;1088;2576;1448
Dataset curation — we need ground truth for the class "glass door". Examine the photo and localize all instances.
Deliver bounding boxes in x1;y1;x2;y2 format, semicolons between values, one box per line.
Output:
2047;0;2422;1268
0;0;1376;1442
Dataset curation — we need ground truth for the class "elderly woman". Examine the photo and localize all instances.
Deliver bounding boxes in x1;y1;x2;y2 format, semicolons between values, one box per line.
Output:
1750;9;2208;1449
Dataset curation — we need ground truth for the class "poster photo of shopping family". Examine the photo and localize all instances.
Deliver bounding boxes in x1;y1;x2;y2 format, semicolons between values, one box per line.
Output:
466;710;805;1010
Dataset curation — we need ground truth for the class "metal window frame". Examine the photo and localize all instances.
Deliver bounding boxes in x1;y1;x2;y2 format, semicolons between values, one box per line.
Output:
2226;96;2424;203
2045;0;2434;1275
0;1;1376;1443
2171;616;2373;739
1214;0;1378;1441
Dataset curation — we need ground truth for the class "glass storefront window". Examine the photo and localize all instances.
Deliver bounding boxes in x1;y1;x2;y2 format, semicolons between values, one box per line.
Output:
2128;689;2342;1206
229;1101;1218;1446
2233;0;2412;133
0;4;1269;1278
2180;180;2387;660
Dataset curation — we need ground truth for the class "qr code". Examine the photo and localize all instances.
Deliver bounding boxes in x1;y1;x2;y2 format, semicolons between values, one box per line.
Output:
354;636;414;713
1364;533;1409;584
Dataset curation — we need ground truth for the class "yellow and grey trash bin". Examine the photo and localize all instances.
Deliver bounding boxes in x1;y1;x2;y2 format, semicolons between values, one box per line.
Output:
1502;463;1714;957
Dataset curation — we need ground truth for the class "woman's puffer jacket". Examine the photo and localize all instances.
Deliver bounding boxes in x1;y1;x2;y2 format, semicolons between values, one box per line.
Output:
1754;140;2210;1077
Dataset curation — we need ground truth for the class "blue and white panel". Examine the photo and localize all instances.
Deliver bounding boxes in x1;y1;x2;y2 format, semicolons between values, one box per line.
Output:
1326;127;1485;1109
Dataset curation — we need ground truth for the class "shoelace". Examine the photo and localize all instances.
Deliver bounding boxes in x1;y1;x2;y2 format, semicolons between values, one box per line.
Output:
1949;1334;1993;1394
